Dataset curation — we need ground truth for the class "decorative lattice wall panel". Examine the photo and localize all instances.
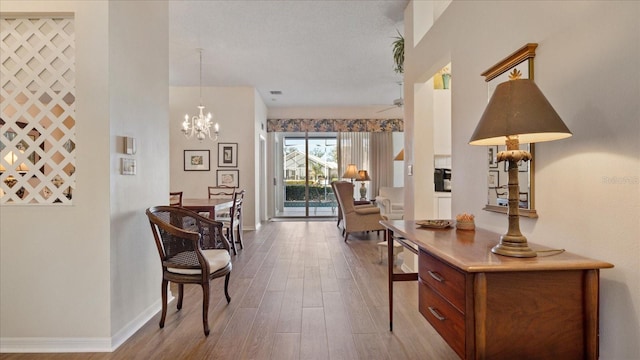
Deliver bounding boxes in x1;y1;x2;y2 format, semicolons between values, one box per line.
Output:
0;16;76;204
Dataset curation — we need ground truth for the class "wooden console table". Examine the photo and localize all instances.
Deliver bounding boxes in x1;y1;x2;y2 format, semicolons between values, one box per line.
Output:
381;220;613;359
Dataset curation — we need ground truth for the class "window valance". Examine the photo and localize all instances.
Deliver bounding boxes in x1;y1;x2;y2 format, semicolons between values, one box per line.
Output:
267;118;403;133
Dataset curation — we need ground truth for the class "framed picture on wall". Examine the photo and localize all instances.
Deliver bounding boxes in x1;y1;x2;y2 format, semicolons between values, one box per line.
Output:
217;169;239;187
218;143;238;167
184;150;210;171
488;170;499;189
488;146;498;168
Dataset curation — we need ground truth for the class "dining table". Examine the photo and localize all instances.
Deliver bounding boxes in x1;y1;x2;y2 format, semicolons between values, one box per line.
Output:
182;198;233;219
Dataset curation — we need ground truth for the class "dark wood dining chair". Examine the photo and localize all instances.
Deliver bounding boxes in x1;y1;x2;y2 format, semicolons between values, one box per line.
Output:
146;205;232;336
219;189;244;255
205;186;236;218
169;191;183;207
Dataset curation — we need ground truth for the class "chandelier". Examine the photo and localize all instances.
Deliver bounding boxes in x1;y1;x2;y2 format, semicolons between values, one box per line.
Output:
181;49;220;141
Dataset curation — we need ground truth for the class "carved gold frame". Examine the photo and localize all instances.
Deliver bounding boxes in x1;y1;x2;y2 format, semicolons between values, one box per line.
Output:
481;43;538;218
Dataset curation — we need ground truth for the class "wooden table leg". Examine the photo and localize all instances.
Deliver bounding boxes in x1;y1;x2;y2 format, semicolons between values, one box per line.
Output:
387;228;394;331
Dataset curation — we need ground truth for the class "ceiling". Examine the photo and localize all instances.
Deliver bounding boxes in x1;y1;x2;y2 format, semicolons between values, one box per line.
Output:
169;0;408;108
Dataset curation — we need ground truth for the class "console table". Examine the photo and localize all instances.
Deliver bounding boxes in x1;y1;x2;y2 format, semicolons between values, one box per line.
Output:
381;220;613;359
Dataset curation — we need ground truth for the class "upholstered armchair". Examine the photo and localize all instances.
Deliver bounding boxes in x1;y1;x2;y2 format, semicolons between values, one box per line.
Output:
332;181;386;242
375;187;404;220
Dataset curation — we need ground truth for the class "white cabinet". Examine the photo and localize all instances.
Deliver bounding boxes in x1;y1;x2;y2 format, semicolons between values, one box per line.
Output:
434;192;451;219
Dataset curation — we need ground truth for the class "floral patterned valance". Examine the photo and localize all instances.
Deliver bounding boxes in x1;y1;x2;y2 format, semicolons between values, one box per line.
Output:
267;118;403;133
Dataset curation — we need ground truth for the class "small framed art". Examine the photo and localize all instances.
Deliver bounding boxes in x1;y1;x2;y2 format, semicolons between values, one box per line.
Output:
184;150;210;171
218;143;238;167
488;146;498;168
121;158;136;175
488;170;499;189
217;169;239;187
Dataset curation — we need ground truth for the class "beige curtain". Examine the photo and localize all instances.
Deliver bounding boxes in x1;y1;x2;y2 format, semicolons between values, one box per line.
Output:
370;132;394;198
338;132;369;179
337;132;393;199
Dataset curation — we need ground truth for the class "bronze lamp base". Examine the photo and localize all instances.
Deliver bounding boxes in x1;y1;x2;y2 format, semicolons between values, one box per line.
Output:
491;235;537;258
492;137;537;258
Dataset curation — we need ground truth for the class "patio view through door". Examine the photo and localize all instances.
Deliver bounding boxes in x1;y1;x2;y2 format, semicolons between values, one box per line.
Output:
275;133;338;218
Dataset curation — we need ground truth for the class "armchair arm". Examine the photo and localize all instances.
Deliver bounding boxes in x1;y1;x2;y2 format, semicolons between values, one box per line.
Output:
355;206;382;215
375;196;391;213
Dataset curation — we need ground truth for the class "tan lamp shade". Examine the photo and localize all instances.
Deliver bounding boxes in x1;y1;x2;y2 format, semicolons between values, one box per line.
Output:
393;149;404;161
357;170;371;181
469;79;572;145
342;164;359;179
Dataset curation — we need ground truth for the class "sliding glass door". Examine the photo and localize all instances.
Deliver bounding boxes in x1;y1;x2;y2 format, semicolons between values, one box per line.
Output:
275;133;337;218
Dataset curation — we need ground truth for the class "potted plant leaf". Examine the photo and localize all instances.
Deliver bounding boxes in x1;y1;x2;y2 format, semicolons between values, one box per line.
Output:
392;30;404;74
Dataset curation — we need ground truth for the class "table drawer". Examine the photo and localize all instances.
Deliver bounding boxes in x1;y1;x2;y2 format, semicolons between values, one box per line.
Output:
419;279;465;358
418;250;466;313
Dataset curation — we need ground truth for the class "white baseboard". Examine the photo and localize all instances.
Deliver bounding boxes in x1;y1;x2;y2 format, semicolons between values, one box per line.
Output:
0;297;168;353
111;297;165;350
0;337;112;353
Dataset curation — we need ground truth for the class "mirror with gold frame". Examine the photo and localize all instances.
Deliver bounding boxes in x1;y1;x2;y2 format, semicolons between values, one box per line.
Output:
481;43;538;218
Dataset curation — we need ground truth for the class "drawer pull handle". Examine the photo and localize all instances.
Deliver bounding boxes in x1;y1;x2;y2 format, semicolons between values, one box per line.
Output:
427;270;445;282
428;306;446;321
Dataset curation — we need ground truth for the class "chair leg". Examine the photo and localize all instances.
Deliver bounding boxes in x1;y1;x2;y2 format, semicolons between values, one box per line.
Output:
202;282;210;336
344;231;350;242
224;273;231;303
236;225;244;250
227;227;237;255
160;279;168;328
177;283;184;310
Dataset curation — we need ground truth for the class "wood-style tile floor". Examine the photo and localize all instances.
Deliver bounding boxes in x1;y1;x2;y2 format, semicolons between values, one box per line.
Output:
1;221;458;360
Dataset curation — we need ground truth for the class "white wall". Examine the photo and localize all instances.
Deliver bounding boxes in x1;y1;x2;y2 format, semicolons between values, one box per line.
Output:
0;0;112;345
108;0;169;346
170;86;259;230
0;0;169;352
254;90;268;226
392;131;404;186
405;1;640;358
268;105;403;119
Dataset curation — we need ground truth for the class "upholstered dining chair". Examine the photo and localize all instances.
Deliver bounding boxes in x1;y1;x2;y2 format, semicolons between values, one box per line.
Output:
332;181;386;242
169;191;183;207
146;205;232;336
218;189;244;255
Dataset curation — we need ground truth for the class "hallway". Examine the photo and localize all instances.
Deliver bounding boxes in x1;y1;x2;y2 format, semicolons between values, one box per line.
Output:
1;221;457;359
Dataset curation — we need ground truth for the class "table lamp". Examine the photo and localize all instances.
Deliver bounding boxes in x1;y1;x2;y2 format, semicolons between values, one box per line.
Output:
469;79;572;257
357;170;371;200
342;164;359;183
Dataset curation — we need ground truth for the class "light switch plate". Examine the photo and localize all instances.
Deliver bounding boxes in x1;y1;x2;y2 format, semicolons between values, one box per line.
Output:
124;137;136;155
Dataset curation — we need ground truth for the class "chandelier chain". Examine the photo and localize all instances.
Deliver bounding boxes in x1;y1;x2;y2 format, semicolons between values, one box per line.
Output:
181;48;220;141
